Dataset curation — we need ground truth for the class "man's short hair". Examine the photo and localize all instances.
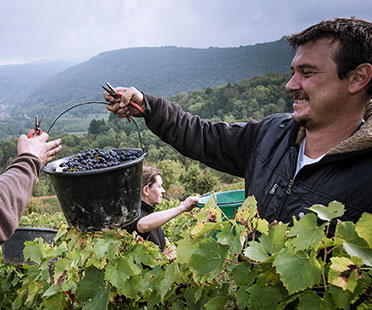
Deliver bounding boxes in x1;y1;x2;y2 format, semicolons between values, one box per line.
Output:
286;17;372;96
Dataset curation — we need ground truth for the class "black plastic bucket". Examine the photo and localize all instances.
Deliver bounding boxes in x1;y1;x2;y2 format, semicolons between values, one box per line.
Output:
1;227;57;265
43;147;147;231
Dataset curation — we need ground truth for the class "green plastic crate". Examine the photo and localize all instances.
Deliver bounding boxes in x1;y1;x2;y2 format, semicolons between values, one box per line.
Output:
197;189;245;219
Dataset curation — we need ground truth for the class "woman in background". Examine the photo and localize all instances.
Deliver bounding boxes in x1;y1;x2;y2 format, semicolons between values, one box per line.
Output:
125;166;199;251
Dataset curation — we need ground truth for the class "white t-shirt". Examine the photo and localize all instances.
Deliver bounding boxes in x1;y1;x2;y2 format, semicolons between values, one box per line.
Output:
295;137;324;177
295;121;365;177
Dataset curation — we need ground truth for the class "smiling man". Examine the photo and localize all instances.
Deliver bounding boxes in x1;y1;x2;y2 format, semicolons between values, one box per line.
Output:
105;18;372;233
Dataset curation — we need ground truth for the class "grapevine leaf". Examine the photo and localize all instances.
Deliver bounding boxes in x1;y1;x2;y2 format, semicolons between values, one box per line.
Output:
77;266;105;302
12;286;28;309
93;239;109;259
297;290;334;310
259;222;288;254
41;292;68;310
328;285;361;309
119;275;142;299
232;262;257;286
160;263;180;299
42;284;61;298
189;238;228;280
107;242;118;260
336;221;368;246
273;248;322;294
170;301;186;310
27;264;41;282
175;237;198;264
23;240;42;264
328;257;359;292
204;295;230;310
194;283;204;301
235;196;257;228
336;222;372;266
105;256;135;288
287;213;325;251
355;212;372;247
25;282;43;305
55;242;68;256
236;284;250;309
147;290;161;309
128;256;142;275
216;223;243;254
343;242;372;267
132;243;159;267
195;199;221;223
308;201;344;221
190;222;217;239
137;270;152;294
244;241;270;262
82;285;110;310
256;218;269;235
54;258;70;285
247;282;284;310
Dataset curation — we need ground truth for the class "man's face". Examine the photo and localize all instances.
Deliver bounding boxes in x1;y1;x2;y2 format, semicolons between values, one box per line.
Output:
286;38;350;129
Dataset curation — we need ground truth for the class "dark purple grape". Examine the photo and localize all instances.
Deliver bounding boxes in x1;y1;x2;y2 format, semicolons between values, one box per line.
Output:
56;148;140;172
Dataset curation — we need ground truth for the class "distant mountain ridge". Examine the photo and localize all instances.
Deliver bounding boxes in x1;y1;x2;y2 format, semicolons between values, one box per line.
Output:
0;60;82;108
12;37;294;119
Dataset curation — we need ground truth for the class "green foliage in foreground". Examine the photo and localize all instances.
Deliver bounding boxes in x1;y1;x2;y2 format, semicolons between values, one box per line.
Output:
0;199;371;309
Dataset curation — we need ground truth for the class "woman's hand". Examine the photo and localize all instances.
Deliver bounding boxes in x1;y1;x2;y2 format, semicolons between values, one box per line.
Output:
180;196;200;212
137;195;200;233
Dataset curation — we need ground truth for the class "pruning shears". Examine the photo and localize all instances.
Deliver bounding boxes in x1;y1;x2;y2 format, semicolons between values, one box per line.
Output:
102;82;144;122
27;114;43;138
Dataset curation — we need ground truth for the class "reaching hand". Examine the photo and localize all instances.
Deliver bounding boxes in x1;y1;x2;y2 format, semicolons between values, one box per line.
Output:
17;132;62;166
180;196;200;212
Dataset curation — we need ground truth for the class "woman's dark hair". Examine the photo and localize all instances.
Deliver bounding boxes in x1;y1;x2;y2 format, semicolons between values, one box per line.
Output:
142;166;160;188
286;17;372;96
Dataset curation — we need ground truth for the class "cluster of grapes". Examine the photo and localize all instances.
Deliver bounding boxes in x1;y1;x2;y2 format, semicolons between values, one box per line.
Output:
56;148;140;172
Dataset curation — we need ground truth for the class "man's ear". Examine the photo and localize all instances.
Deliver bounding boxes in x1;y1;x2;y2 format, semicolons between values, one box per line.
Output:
349;63;372;95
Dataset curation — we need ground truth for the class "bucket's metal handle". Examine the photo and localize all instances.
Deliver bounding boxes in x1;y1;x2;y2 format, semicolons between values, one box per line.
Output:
46;101;146;153
128;116;145;151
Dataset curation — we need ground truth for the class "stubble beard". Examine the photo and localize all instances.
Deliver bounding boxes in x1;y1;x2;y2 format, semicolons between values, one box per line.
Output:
291;113;312;128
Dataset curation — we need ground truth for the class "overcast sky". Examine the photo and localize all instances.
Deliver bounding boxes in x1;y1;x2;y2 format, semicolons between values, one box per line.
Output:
0;0;371;65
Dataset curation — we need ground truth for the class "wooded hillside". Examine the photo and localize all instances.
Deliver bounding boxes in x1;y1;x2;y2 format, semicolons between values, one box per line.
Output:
12;38;293;121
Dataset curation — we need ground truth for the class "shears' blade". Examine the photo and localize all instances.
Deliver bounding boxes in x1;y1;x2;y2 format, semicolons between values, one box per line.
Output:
105;82;116;93
37;114;43;127
102;85;113;94
34;115;38;128
102;83;118;98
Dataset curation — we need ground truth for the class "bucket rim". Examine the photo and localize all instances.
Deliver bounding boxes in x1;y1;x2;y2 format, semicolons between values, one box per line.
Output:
196;189;245;207
12;227;58;233
43;147;147;177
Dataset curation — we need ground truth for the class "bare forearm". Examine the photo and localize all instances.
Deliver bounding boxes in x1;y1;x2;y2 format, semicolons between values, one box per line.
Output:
137;206;184;233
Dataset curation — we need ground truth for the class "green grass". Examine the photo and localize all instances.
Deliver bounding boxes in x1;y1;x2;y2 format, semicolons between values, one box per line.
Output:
56;112;109;134
25;196;62;215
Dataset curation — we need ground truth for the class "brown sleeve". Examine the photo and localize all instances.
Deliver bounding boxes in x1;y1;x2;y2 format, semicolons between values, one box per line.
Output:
0;153;42;243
